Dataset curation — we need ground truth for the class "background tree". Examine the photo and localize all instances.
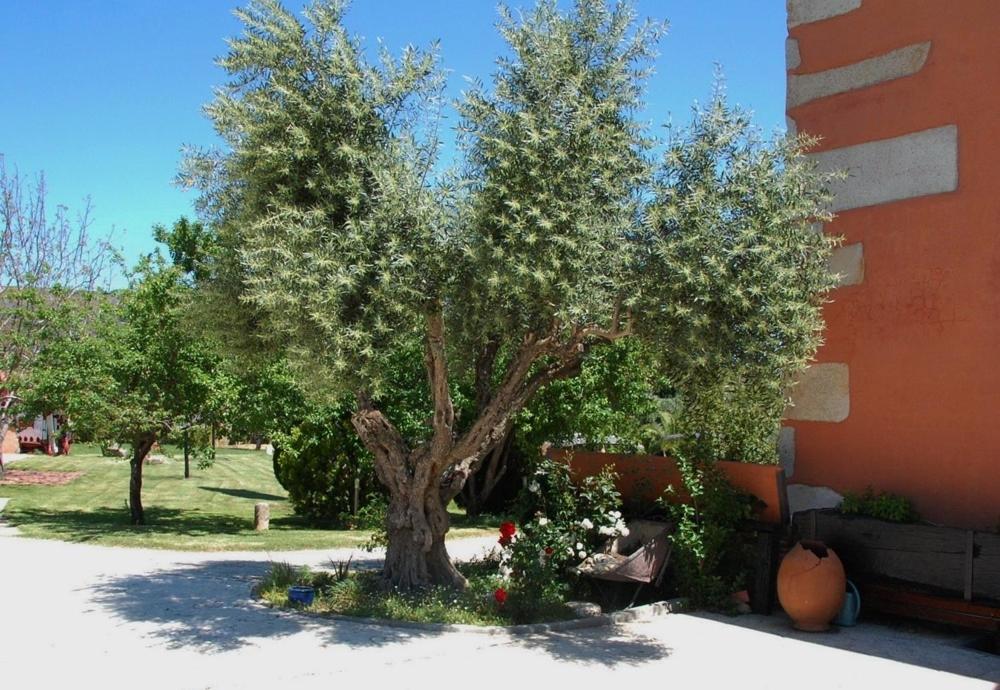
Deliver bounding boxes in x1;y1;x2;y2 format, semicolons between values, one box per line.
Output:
185;0;835;590
0;156;117;471
24;258;225;524
225;360;308;450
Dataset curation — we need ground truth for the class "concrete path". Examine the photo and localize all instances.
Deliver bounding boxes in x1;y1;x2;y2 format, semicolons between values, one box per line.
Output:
0;528;996;689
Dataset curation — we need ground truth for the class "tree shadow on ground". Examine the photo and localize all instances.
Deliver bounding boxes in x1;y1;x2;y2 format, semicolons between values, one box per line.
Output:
514;628;673;666
199;486;287;502
88;559;417;652
5;506;285;541
696;611;1000;682
88;558;672;665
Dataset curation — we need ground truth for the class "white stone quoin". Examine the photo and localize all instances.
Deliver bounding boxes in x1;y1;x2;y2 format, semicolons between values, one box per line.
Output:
828;242;864;287
809;125;959;212
787;0;862;28
787;42;931;108
786;363;850;423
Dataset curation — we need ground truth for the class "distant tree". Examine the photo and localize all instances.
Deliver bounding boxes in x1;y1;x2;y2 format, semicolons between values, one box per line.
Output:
225;359;308;449
184;0;836;590
152;217;215;284
25;258;224;524
0;156;116;471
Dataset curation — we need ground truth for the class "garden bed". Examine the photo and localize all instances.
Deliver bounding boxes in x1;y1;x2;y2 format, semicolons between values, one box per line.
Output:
0;469;83;486
253;558;685;628
254;559;576;626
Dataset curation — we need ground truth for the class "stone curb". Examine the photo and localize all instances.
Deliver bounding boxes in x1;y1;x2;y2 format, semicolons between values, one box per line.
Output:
251;594;688;636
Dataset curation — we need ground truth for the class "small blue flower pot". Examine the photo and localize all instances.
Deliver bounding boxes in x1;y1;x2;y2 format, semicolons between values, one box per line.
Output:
288;585;315;606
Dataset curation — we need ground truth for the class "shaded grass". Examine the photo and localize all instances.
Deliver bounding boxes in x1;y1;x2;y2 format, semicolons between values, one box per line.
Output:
258;559;575;626
0;445;496;551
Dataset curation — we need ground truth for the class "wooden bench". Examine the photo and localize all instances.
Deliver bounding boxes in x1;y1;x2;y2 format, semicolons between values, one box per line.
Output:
549;449;789;613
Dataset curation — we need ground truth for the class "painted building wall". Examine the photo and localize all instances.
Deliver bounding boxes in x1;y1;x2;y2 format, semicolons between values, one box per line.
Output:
782;0;1000;529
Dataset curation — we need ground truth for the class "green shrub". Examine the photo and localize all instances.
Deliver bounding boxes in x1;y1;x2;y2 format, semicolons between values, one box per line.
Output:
271;402;383;526
840;487;918;523
253;561;310;598
660;453;753;610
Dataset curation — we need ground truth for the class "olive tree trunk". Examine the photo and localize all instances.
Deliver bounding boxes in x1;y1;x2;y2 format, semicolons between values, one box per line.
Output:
382;468;466;591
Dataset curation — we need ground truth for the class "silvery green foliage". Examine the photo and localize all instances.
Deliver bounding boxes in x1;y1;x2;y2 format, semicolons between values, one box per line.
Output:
183;0;446;395
186;0;836;464
452;0;664;344
640;95;839;461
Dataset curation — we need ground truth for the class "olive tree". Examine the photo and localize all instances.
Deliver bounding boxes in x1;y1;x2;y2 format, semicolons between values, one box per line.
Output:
185;0;836;590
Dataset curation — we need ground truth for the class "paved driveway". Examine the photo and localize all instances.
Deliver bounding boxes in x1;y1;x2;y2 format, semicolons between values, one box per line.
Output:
0;525;996;689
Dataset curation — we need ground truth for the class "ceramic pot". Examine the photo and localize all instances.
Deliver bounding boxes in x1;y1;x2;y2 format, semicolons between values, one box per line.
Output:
777;540;846;631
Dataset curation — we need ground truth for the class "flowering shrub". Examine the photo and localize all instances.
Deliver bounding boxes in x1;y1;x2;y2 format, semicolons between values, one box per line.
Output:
494;456;627;613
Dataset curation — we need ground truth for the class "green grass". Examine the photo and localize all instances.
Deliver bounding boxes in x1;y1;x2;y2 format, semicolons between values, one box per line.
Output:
0;445;497;551
257;559;575;626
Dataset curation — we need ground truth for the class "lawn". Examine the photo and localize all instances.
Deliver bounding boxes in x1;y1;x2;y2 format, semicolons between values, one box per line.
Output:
0;445;497;550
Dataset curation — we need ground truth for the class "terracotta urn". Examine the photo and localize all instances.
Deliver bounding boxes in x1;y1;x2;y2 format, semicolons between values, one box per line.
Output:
777;540;846;631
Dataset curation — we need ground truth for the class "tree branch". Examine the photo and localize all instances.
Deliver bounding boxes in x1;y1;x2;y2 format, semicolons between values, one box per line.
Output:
351;391;410;496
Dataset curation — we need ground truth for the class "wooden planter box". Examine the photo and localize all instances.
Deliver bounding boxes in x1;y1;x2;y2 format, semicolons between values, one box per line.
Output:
793;508;1000;630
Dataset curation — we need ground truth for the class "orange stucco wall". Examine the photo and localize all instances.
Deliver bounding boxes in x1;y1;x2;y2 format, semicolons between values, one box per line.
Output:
786;0;1000;528
549;450;788;525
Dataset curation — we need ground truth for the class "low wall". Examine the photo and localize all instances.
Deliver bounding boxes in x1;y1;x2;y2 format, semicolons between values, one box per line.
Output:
548;449;788;525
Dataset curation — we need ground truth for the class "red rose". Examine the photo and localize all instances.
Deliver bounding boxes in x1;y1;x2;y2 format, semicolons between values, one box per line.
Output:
544;546;554;555
498;534;512;547
499;521;516;538
494;587;508;605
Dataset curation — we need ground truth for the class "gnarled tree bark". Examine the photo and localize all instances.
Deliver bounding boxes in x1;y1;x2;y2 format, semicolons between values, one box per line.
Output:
352;308;633;591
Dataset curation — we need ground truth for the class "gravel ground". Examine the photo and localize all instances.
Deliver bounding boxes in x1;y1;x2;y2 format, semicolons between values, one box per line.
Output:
0;515;996;689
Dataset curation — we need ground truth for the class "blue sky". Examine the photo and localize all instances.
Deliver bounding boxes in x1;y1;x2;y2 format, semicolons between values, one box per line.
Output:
0;1;787;269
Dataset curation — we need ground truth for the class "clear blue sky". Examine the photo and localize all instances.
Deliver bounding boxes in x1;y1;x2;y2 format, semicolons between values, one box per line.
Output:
0;1;787;269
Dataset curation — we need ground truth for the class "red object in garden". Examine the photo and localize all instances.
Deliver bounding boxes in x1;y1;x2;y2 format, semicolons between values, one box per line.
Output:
498;521;516;546
494;587;508;605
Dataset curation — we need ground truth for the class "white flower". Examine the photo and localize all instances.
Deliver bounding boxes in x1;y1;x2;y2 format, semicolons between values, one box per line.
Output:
499;565;512;579
528;481;540;493
609;510;621;519
598;525;615;536
576;542;584;550
579;518;594;530
566;546;575;555
619;526;630;537
537;517;548;526
578;550;587;559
